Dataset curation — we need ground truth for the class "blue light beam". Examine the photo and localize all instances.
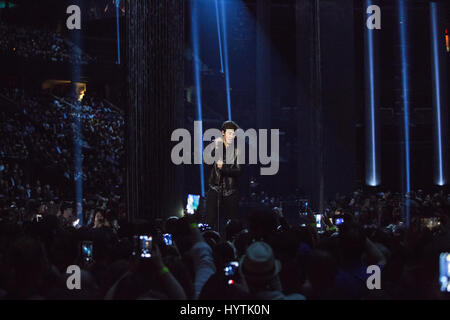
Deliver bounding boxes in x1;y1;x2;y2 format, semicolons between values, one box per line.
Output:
191;0;205;197
220;0;232;120
73;103;84;225
430;2;445;186
398;0;411;227
215;0;224;73
115;0;121;64
365;0;379;187
70;0;84;226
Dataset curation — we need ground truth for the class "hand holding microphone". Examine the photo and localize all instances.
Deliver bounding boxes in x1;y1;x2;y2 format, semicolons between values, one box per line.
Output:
214;137;224;170
215;137;223;147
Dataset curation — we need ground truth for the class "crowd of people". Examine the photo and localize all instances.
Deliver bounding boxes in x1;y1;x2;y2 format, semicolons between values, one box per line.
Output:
0;22;94;64
0;86;449;300
0;181;448;299
0;86;126;263
1;87;125;199
0;109;30;160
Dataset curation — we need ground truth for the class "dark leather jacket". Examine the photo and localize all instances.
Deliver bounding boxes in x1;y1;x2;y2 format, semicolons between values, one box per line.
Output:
208;142;242;196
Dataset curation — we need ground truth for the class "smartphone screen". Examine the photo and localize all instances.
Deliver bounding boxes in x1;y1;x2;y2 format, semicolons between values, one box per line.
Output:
439;252;450;292
186;194;200;214
298;199;308;215
314;214;322;228
81;241;93;263
163;233;173;246
72;218;80;228
224;261;239;280
139;235;152;259
198;223;211;232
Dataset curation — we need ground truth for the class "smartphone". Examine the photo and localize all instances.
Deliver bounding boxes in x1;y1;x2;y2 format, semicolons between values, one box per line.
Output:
335;217;344;226
139;235;152;259
224;261;239;285
72;218;80;228
186;194;200;214
198;223;212;232
224;261;239;277
81;241;93;263
298;199;308;215
163;233;173;246
314;214;322;228
439;252;450;293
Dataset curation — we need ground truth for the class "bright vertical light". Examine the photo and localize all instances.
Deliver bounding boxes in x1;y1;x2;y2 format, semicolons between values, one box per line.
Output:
191;0;205;197
430;2;445;186
73;101;83;225
115;0;121;64
70;0;84;225
398;0;411;193
398;0;411;227
365;0;379;187
220;0;232;120
215;0;224;73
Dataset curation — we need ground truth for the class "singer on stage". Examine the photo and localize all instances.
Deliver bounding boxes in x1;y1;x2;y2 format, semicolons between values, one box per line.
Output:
206;121;241;231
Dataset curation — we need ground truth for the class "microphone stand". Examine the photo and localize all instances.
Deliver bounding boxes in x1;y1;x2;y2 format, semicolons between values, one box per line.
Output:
215;139;223;234
217;168;221;234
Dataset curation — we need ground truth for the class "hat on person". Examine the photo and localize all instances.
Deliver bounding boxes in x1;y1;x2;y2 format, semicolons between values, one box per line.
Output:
240;241;281;283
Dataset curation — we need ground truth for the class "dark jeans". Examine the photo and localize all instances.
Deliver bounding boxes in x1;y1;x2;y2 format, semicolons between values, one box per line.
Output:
206;188;239;232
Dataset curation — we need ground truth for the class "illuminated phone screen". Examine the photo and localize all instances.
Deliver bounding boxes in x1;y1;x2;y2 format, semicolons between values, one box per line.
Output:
81;241;93;262
163;233;173;246
440;253;450;292
186;194;200;214
315;214;322;228
139;235;152;258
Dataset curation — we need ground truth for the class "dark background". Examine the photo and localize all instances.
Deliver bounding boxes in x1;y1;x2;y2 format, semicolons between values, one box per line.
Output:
0;0;448;207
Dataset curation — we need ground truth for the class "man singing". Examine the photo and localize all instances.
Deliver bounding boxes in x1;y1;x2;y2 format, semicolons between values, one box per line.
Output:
206;121;241;231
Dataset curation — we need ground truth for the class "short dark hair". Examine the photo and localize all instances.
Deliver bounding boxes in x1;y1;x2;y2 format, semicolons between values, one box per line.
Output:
221;121;239;132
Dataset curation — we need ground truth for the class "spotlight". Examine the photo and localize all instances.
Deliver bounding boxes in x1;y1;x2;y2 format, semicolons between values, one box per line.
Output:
215;0;224;73
115;0;121;64
430;2;446;187
191;0;206;197
364;0;380;187
398;0;411;227
220;0;232;120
